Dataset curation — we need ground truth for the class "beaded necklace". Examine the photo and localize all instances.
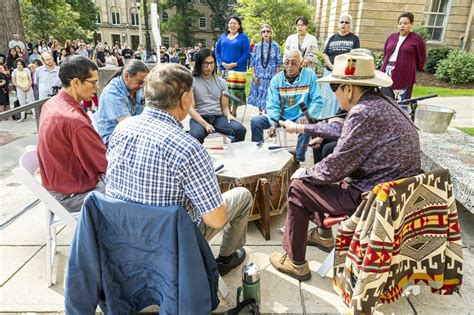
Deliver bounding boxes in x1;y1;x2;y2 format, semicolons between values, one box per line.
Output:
260;39;272;69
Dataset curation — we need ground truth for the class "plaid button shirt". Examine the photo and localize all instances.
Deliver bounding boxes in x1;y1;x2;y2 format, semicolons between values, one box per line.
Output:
106;107;223;224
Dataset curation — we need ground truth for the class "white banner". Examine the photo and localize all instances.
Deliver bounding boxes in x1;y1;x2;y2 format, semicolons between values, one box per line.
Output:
150;2;161;63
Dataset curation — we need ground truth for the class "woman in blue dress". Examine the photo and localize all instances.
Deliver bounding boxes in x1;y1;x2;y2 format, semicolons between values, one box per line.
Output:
248;24;282;114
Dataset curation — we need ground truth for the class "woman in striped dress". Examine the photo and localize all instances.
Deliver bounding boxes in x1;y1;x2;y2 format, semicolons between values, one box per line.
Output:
215;15;251;117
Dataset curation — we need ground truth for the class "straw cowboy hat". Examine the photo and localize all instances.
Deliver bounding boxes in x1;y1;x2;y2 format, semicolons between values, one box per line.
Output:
319;53;392;87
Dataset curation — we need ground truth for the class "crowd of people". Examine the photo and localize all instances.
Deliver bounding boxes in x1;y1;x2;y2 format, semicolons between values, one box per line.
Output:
0;34;206;121
4;9;427;311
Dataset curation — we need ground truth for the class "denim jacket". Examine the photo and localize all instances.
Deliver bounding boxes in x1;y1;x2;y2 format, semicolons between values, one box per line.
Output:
65;191;219;314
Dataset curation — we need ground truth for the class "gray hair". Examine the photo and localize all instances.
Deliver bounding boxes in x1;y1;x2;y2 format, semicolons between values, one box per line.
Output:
284;49;303;62
144;63;193;110
339;13;353;23
260;24;272;32
124;59;149;77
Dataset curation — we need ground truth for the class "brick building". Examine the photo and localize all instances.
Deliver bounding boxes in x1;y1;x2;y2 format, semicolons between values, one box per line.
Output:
313;0;474;52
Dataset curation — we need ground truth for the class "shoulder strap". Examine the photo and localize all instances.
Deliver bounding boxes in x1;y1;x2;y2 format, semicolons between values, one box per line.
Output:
227;298;260;315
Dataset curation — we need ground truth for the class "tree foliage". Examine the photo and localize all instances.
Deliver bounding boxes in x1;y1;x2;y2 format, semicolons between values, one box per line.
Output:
20;0;99;43
160;0;199;47
236;0;314;47
203;0;236;39
65;0;100;32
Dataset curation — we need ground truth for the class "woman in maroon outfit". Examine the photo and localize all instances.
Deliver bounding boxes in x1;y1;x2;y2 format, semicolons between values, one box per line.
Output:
381;12;426;101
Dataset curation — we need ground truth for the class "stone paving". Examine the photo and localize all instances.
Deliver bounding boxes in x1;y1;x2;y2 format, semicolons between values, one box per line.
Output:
0;97;473;313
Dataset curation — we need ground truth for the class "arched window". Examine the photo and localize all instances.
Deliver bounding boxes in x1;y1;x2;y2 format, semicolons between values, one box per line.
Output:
111;7;120;25
162;12;168;22
130;8;139;26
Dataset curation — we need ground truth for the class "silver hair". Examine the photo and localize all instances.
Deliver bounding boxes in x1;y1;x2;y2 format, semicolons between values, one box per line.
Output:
124;59;149;77
144;63;193;110
339;13;353;23
284;49;303;62
260;24;272;32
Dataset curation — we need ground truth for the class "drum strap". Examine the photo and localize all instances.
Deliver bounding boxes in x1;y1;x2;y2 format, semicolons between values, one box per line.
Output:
279;94;284;121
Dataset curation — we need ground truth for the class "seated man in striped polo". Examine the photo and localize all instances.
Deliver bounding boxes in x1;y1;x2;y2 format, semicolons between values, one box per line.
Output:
250;49;323;162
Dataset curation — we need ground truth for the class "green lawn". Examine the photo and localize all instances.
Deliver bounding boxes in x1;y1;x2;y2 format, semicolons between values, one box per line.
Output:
455;127;474;136
412;85;474;97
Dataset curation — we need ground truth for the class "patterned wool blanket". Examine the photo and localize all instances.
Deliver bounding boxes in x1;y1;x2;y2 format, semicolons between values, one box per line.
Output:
333;167;463;314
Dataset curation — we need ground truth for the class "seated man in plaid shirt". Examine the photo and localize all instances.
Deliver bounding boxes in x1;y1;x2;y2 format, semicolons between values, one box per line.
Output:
105;63;252;276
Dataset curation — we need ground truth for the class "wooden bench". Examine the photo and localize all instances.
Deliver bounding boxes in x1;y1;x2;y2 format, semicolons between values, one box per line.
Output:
419;127;473;213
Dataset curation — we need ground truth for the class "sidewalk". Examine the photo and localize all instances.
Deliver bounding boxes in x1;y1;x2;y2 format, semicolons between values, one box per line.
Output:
1;98;473;313
419;96;474;127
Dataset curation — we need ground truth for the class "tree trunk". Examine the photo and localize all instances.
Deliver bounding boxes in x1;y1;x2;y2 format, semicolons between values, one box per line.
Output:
0;0;25;55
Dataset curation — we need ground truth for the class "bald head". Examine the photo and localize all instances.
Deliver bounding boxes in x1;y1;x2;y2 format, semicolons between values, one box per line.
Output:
41;52;54;67
284;49;303;77
284;49;303;63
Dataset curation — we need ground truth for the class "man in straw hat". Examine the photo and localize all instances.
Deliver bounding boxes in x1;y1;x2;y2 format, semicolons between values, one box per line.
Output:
269;52;421;281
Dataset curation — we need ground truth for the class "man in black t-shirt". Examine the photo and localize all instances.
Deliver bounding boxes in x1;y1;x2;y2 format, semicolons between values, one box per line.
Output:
121;43;133;65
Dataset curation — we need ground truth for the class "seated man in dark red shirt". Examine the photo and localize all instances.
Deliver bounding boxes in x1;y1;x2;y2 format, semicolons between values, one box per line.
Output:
38;56;107;212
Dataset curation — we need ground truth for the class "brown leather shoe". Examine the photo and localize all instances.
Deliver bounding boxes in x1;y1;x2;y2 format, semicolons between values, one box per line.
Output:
269;252;311;281
307;228;335;253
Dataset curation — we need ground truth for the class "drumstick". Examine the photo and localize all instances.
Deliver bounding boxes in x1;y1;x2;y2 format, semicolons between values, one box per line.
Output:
268;145;311;150
256;135;271;148
206;146;225;150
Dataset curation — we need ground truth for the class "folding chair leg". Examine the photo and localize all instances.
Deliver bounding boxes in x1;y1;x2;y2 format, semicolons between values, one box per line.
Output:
223;135;229;144
282;130;288;146
317;247;335;278
46;211;53;287
218;275;229;298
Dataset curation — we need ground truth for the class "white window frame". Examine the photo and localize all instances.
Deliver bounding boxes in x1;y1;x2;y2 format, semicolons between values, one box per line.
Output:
422;0;452;43
111;7;120;25
130;8;139;26
162;36;170;48
199;17;207;30
162;12;169;22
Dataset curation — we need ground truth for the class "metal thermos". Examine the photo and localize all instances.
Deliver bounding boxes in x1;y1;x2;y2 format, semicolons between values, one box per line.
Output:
237;263;261;307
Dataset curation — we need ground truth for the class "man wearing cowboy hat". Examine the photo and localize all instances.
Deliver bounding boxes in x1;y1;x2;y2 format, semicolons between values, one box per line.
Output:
269;52;421;281
250;49;323;162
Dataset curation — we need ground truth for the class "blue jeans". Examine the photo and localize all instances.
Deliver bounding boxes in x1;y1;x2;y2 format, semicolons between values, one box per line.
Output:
250;115;310;162
190;115;247;144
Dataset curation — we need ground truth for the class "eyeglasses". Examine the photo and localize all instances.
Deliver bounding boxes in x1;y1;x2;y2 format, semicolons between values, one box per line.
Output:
339;21;350;24
203;62;215;67
133;78;145;85
284;60;299;66
261;30;271;34
83;79;99;86
330;83;344;92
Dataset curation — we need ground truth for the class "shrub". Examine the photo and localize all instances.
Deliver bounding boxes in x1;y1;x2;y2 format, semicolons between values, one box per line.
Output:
425;47;453;74
435;50;474;84
412;25;430;42
373;51;384;69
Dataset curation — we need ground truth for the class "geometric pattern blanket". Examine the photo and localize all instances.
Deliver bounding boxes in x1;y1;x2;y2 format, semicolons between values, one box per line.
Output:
333;167;463;314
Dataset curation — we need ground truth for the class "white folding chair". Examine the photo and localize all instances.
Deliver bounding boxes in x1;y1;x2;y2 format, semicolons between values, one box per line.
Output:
87;110;99;132
274;128;288;146
12;147;79;286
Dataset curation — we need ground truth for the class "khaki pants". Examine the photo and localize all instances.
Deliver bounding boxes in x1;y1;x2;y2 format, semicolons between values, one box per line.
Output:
201;187;253;256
